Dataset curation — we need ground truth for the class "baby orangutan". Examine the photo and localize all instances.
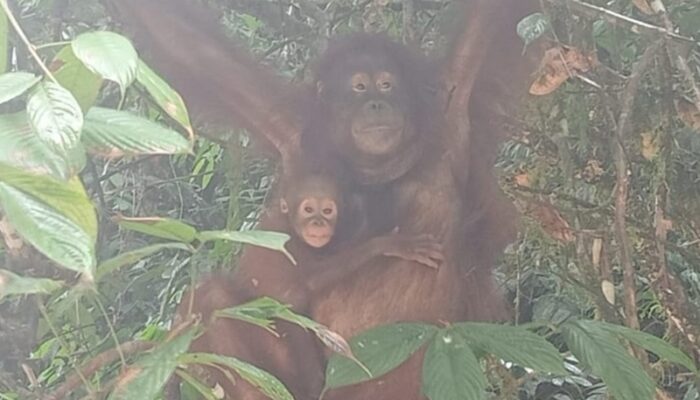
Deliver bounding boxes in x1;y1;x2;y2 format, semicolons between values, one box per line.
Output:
277;170;443;309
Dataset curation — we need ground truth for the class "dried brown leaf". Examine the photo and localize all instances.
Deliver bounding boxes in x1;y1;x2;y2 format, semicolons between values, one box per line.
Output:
526;200;575;243
641;132;660;160
530;46;596;96
632;0;655;15
677;98;700;131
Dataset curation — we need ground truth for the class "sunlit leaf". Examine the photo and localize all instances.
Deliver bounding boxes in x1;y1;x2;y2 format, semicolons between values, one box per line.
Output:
180;353;293;400
422;329;486;400
456;322;566;374
50;46;103;112
0;163;97;240
561;320;655;400
109;329;196;400
115;216;198;243
0;112;73;178
0;72;40;105
26;81;84;160
0;269;63;299
136;60;193;139
72;31;138;94
517;13;550;47
325;323;437;390
0;183;95;277
83;107;191;157
197;230;293;262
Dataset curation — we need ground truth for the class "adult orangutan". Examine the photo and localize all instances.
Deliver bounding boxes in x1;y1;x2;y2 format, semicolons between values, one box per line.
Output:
110;0;541;399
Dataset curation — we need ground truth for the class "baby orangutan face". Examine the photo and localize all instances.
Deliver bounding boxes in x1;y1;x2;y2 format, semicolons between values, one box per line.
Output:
280;174;340;248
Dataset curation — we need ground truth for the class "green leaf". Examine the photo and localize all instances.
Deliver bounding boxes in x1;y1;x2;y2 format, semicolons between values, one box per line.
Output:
217;297;290;333
50;46;103;112
109;329;196;400
596;321;697;373
325;323;437;390
456;322;566;374
197;230;292;261
115;216;198;243
0;72;41;104
72;31;138;94
136;60;193;138
422;329;487;400
516;13;551;47
83;107;191;157
0;7;7;73
180;353;293;400
0;163;97;240
0;112;73;178
561;320;656;400
96;243;192;281
0;269;63;299
0;183;95;277
26;81;84;160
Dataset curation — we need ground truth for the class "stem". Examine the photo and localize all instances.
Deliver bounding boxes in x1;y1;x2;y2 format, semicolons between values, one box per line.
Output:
0;0;58;83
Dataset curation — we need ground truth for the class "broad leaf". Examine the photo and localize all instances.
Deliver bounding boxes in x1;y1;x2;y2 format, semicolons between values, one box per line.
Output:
0;112;72;178
0;269;63;299
561;320;656;400
50;46;103;112
197;230;292;261
0;183;95;277
180;353;293;400
83;107;191;157
456;322;566;374
109;329;196;400
26;81;84;162
422;329;486;400
72;31;138;94
517;13;551;47
325;323;437;390
0;163;97;240
0;72;40;104
217;297;291;333
595;321;697;373
137;60;193;139
115;216;198;243
96;243;192;281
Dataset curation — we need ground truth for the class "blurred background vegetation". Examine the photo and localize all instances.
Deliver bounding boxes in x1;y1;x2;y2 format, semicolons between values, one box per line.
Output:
0;0;699;399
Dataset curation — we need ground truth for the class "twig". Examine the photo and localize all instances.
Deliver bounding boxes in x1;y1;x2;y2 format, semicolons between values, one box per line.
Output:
611;41;660;332
545;0;696;44
0;0;58;83
44;340;155;400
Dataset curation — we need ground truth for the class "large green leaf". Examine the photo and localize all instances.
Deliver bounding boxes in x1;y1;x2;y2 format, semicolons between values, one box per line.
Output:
136;60;193;138
72;31;138;94
115;216;198;243
0;72;40;104
516;12;551;47
180;353;294;400
422;329;486;400
96;243;192;281
83;107;191;157
595;321;697;373
109;329;196;400
26;81;84;160
456;322;566;374
0;7;7;73
197;230;292;261
0;269;63;299
0;163;97;240
0;183;95;277
0;112;72;178
325;323;437;390
561;320;656;400
50;46;103;112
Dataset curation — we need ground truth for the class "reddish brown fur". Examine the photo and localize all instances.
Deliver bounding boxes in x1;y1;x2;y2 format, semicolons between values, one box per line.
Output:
112;1;541;399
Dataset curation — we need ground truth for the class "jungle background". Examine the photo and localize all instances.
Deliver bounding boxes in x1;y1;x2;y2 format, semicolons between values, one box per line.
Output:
0;0;699;399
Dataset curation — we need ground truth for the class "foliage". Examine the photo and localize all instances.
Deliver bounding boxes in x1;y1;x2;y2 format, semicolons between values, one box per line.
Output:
0;0;698;399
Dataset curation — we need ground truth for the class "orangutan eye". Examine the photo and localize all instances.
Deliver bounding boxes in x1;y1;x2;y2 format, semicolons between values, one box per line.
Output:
353;82;367;92
304;206;314;213
379;81;392;91
322;208;333;215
